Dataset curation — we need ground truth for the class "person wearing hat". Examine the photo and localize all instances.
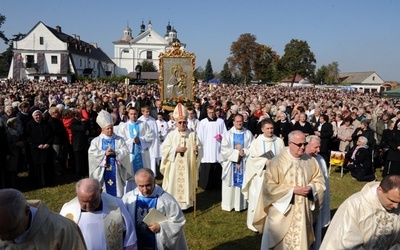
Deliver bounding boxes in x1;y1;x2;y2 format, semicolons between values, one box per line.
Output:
160;103;198;210
88;110;131;198
25;109;54;187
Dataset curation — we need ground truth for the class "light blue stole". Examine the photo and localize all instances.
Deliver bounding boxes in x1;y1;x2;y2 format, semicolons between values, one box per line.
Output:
129;123;144;173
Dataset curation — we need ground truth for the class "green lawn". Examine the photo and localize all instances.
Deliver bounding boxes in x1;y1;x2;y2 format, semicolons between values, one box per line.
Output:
21;166;375;249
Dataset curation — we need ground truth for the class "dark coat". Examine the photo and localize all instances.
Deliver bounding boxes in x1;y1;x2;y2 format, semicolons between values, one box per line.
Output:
70;118;89;152
319;122;333;153
274;120;292;145
293;121;315;136
48;117;68;145
352;128;376;150
346;146;374;181
25;119;54;164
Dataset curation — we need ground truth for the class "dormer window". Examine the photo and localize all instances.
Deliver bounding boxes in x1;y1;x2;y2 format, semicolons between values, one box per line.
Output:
40;37;44;45
372;76;375;81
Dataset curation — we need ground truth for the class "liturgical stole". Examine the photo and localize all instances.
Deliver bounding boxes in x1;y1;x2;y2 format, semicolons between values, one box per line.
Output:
136;195;158;249
102;139;117;197
233;133;245;187
129;123;144;173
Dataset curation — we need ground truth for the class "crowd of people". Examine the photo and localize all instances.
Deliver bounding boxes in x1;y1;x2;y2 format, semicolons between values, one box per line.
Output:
2;79;400;248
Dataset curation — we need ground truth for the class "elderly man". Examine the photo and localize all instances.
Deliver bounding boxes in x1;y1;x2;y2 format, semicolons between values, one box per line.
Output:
321;175;400;249
0;189;86;249
60;178;137;249
305;135;331;250
242;118;285;232
160;104;198;210
123;168;188;250
220;113;253;212
261;130;325;249
89;110;131;198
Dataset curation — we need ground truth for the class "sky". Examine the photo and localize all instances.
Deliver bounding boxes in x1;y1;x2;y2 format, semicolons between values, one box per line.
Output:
1;0;399;81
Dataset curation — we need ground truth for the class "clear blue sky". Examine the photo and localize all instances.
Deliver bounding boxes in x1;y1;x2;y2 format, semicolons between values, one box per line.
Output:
1;0;399;81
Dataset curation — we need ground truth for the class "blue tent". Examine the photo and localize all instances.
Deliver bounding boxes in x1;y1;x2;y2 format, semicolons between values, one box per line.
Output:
208;78;221;84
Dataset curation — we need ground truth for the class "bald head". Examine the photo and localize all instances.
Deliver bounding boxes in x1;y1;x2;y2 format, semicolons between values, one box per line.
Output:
76;178;102;212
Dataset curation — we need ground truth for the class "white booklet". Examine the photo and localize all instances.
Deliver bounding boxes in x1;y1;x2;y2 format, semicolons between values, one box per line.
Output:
142;208;167;225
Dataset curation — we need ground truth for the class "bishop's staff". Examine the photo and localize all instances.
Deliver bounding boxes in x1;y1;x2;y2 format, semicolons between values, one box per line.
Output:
193;120;199;218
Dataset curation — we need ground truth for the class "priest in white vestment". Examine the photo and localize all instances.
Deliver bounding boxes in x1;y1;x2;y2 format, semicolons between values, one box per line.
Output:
116;107;153;190
60;178;137;250
241;118;285;232
123;168;188;250
321;175;400;250
220;113;253;212
89;110;131;198
197;106;227;190
139;106;161;176
156;113;169;167
305;135;331;250
261;130;325;249
160;104;198;210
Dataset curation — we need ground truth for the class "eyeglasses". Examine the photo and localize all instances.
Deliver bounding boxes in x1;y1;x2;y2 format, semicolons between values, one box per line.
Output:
178;121;187;124
290;141;308;147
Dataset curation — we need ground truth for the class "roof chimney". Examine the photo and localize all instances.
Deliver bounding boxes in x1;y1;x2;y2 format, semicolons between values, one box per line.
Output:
56;25;62;33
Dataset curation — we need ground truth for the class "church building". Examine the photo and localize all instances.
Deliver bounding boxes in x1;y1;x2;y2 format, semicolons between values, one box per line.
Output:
113;20;185;76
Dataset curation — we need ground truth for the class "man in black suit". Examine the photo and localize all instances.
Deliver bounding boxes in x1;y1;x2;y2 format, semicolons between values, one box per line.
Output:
150;99;168;121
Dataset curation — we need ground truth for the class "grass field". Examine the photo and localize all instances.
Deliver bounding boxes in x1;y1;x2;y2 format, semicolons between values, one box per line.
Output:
20;166;375;249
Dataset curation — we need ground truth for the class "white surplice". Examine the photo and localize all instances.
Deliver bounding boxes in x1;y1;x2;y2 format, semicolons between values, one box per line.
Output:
241;134;285;232
60;192;137;250
122;185;188;250
220;127;254;212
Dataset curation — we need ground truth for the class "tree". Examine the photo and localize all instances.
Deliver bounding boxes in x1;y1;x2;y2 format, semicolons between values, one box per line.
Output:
279;39;316;87
194;66;204;80
0;33;26;77
228;33;259;84
204;59;214;82
0;14;8;44
254;44;278;83
219;62;233;84
141;60;157;72
325;61;340;85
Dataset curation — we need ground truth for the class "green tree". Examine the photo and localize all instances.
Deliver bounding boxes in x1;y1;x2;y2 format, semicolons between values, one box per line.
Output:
0;14;8;44
204;59;214;82
219;62;233;84
228;33;259;84
141;60;157;72
325;61;340;85
254;44;278;82
279;39;316;87
194;66;204;80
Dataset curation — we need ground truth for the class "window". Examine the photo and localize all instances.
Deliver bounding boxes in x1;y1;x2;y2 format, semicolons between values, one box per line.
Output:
51;56;58;64
372;76;375;81
80;59;82;67
40;37;44;45
147;51;152;59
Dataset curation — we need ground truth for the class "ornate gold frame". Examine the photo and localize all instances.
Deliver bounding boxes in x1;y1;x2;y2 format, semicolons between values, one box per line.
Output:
159;42;196;105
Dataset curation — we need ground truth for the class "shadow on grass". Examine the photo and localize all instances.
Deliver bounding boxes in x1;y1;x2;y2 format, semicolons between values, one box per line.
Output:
15;168;79;193
211;234;262;250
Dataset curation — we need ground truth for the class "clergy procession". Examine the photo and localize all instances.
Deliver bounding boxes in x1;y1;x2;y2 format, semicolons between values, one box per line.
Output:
3;79;400;249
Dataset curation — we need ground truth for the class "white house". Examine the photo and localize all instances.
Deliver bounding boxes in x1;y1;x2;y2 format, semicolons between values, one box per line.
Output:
113;20;185;76
339;71;385;93
7;21;115;82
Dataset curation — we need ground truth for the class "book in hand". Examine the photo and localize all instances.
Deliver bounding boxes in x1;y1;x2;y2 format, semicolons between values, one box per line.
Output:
260;150;275;160
142;208;167;225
